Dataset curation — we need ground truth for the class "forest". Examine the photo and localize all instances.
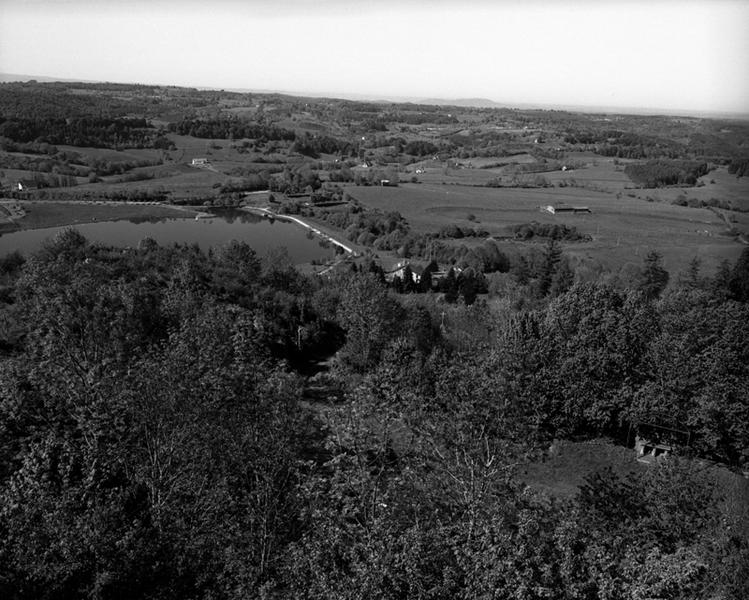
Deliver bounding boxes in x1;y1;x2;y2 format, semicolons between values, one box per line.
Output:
0;230;748;599
624;160;711;188
168;119;297;144
0;117;166;150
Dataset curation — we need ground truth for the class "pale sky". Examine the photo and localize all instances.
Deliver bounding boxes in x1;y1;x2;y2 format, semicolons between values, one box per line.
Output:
1;0;748;114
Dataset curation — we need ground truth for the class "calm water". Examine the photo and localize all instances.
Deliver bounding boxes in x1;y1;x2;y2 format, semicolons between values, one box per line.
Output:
0;209;336;264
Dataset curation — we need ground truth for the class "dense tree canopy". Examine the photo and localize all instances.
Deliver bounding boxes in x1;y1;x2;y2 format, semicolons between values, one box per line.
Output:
0;116;162;149
0;231;747;599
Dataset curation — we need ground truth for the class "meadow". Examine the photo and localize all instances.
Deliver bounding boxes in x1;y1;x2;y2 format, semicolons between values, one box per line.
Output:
346;175;745;277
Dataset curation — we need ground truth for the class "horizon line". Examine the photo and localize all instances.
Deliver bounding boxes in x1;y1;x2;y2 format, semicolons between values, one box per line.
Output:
2;71;748;121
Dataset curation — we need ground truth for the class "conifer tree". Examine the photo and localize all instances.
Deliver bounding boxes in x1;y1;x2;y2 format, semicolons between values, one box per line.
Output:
443;268;459;303
539;239;562;297
637;251;670;300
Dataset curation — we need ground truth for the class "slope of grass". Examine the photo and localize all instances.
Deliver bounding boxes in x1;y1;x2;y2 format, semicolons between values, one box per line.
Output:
519;439;646;499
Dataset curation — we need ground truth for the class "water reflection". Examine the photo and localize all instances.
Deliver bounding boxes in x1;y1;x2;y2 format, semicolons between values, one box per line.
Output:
125;215;171;225
206;208;264;225
0;212;336;264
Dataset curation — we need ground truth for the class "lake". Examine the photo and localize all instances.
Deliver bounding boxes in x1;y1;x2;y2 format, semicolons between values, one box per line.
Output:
0;209;337;264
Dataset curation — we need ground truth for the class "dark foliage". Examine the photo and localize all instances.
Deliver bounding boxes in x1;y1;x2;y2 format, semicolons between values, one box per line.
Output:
625;160;711;188
512;221;590;241
0;116;160;149
728;157;749;178
403;140;439;156
168;118;297;142
0;235;747;599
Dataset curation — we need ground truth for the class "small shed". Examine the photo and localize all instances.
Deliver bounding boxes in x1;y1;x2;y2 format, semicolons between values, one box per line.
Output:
635;436;673;462
633;423;691;465
544;204;591;214
16;180;39;192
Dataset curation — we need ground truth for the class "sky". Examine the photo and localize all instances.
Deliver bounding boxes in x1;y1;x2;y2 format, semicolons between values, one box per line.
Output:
1;0;748;115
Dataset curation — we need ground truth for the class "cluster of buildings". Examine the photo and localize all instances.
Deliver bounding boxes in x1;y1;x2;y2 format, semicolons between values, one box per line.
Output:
384;260;460;285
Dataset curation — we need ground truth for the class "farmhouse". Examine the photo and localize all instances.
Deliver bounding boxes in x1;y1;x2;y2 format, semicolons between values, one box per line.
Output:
385;261;423;284
15;180;40;192
543;204;591;214
431;267;462;283
191;158;209;166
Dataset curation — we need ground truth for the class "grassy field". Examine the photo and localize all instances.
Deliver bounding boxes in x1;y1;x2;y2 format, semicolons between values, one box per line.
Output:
541;158;635;192
519;439;749;505
519;439;645;499
647;166;749;211
15;201;196;230
407;167;498;186
346;181;745;276
397;154;634;192
56;145;164;164
72;165;227;199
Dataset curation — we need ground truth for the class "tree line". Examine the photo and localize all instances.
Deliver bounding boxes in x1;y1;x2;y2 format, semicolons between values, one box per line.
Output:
168;118;296;142
0;117;168;149
624;160;711;188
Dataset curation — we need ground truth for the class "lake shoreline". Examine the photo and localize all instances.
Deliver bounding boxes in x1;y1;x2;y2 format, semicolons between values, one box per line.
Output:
242;206;358;256
0;204;339;265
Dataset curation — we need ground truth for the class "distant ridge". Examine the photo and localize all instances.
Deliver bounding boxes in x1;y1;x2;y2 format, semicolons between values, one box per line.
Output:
417;97;505;108
0;72;99;84
1;73;747;120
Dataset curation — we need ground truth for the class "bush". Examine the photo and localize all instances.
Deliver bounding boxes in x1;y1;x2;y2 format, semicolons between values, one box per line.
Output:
511;221;589;241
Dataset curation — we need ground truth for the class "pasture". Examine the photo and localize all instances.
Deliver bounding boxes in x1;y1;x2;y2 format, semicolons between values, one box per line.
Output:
520;439;645;499
540;158;635;192
56;145;164;164
73;165;226;199
401;151;638;190
646;166;749;212
346;181;745;276
520;439;749;504
405;166;498;186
